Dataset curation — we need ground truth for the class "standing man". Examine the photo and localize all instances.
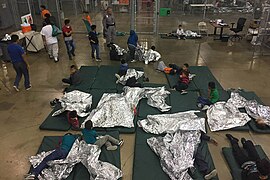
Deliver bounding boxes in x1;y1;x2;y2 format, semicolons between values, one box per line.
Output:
62;19;75;60
41;18;59;62
102;7;116;47
7;35;31;92
40;5;51;19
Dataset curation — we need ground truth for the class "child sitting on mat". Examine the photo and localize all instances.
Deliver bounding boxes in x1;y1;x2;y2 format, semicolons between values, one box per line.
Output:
173;70;189;95
176;24;186;40
25;133;77;179
62;65;81;86
82;120;124;151
169;63;190;75
197;81;219;109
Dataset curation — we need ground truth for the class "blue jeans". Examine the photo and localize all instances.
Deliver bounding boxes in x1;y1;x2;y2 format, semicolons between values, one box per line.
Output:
13;62;30;88
65;40;75;57
197;96;213;106
91;43;100;59
32;148;68;176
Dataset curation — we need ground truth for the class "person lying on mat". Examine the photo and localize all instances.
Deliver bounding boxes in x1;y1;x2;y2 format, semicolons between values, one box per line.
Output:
169;63;190;75
190;132;218;180
25;133;77;180
116;59;129;77
176;24;186;40
197;82;220;110
226;134;270;180
173;70;189;95
62;65;81;86
67;110;80;130
144;46;161;65
255;118;270;130
82;120;124;151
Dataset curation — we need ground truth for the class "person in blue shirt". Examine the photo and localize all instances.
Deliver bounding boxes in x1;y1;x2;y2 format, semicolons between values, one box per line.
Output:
82;120;124;151
25;133;77;179
127;30;138;62
7;35;31;92
88;25;101;61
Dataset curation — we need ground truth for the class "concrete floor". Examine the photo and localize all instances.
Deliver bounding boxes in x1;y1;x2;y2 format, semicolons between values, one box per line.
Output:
0;11;270;180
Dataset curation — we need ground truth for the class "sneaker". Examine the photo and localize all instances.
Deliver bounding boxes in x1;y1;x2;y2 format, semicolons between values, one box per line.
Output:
202;105;209;111
107;145;118;151
49;55;53;59
145;60;149;65
24;173;35;180
241;138;247;145
131;59;137;63
115;73;121;80
54;57;59;62
13;86;19;92
50;98;59;108
225;134;239;142
96;58;102;62
181;90;188;95
26;85;32;91
178;37;181;40
118;139;124;146
204;169;217;180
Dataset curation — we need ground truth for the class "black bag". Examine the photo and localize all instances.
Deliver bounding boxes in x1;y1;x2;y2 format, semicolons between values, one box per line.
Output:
109;45;122;61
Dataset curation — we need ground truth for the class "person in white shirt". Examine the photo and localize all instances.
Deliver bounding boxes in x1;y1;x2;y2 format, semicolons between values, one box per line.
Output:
176;24;186;40
144;46;161;65
40;18;59;62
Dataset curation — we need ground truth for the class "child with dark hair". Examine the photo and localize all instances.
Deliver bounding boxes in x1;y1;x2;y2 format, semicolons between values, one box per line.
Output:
118;59;129;76
62;65;81;86
176;24;186;40
88;25;101;61
67;110;79;130
144;45;161;64
82;120;124;151
173;70;190;95
25;133;77;179
226;134;270;180
169;63;190;74
197;81;219;109
62;19;75;60
83;11;92;26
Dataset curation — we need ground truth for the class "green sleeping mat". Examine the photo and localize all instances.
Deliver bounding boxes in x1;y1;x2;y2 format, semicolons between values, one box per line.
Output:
227;91;270;133
66;66;99;93
142;83;170;89
138;93;171;118
39;104;71;131
222;145;268;180
133;127;218;180
189;66;223;91
165;73;198;91
170;90;199;113
160;34;202;39
91;65;120;90
29;131;121;179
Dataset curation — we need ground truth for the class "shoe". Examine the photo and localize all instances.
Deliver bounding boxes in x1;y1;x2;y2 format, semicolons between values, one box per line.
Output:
49;55;53;59
115;73;121;80
24;173;35;180
181;90;188;95
118;139;124;146
197;103;203;108
54;57;59;62
202;105;209;111
226;134;239;142
241;138;247;145
96;58;102;62
145;60;149;65
204;169;217;180
143;77;149;82
50;98;59;108
178;37;181;40
131;59;136;63
107;145;118;151
13;86;19;92
26;85;32;91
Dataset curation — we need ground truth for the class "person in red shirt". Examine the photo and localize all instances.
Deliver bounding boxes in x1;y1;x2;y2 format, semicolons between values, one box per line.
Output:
173;70;189;94
62;19;75;60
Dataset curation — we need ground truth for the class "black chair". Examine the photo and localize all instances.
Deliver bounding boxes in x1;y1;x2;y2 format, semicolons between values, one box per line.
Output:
230;18;247;41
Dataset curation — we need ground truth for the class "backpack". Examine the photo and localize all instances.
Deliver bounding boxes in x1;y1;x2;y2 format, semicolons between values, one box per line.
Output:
52;25;62;37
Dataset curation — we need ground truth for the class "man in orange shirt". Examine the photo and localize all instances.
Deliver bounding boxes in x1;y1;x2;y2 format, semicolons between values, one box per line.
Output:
40;5;51;19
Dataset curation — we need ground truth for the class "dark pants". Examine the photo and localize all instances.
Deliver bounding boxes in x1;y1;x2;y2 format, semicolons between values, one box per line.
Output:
64;40;75;58
168;64;180;74
13;62;30;88
91;43;100;59
230;139;260;166
128;44;136;60
32;148;68;176
62;78;71;85
126;77;142;87
173;82;188;91
195;144;210;176
118;70;127;76
197;97;213;106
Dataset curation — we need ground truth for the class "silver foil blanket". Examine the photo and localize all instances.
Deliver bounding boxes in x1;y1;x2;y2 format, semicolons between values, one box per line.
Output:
82;87;171;128
147;130;201;180
138;111;206;134
29;140;122;180
245;100;270;127
207;101;251;131
118;69;144;85
227;91;247;108
52;90;92;117
113;44;127;56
